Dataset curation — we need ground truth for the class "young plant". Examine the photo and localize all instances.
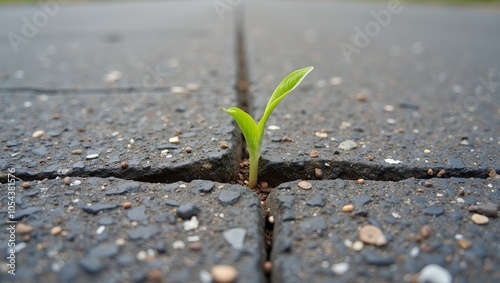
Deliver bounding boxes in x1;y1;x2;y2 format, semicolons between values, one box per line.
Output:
224;66;314;188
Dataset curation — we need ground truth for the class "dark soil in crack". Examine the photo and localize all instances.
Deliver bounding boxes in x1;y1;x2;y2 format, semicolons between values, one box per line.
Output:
231;159;274;281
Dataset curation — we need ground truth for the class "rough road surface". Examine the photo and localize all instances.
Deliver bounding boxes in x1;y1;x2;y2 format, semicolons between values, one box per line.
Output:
1;0;499;283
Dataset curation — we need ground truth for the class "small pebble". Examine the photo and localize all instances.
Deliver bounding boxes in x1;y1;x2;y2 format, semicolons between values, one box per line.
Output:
63;177;71;185
17;223;34;234
211;265;238;283
51;226;62;236
123;202;132;209
267;125;280;130
121;162;128;169
352;240;364;251
359;225;387;246
22;182;31;189
263;261;272;274
314;132;328;138
172;240;185;249
420;225;432;238
383;105;395;112
309;150;320;158
115;238;126;246
424;149;431;154
220;141;229;149
457;238;471;250
169;136;180;144
185;146;193;153
427;168;434;176
85;154;99;160
471;213;489;225
384;158;402;164
356;93;368;102
298;181;312;190
342;204;354;212
71;149;83;155
314;168;323;178
147;270;164;282
488;169;497;179
331;262;350;275
189;242;203;251
418;264;452;283
32;130;45;138
96;226;105;235
357;179;365;185
338;140;357;151
436;169;445;177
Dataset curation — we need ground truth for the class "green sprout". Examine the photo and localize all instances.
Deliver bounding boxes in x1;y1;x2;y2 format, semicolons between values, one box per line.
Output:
224;66;314;188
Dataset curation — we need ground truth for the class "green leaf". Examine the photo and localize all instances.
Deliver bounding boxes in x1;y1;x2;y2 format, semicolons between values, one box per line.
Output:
223;107;259;150
259;66;314;131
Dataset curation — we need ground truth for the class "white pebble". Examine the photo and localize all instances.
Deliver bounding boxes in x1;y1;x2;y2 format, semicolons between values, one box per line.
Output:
85;154;99;160
173;240;185;249
385;158;402;164
410;246;420;257
331;262;350;275
96;225;105;235
418;264;452;283
136;250;147;261
352;240;364;251
386;118;396;124
184;216;199;231
267;125;280;130
32;130;45;138
169;136;180;144
187;236;200;242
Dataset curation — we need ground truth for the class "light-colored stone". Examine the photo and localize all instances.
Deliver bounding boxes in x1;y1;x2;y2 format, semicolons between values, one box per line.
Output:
331;262;350;275
418;264;452;283
471;213;489;225
211;265;238;283
32;130;45;138
298;181;312;190
359;225;387;246
338;140;357;151
342;204;354;212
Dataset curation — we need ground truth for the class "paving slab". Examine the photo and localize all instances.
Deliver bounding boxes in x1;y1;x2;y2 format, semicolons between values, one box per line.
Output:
0;0;241;183
0;89;240;183
0;178;265;283
0;1;235;91
245;1;500;184
267;178;500;283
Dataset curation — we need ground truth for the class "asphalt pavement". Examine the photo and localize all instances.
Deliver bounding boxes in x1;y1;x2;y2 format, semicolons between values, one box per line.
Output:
0;0;499;282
